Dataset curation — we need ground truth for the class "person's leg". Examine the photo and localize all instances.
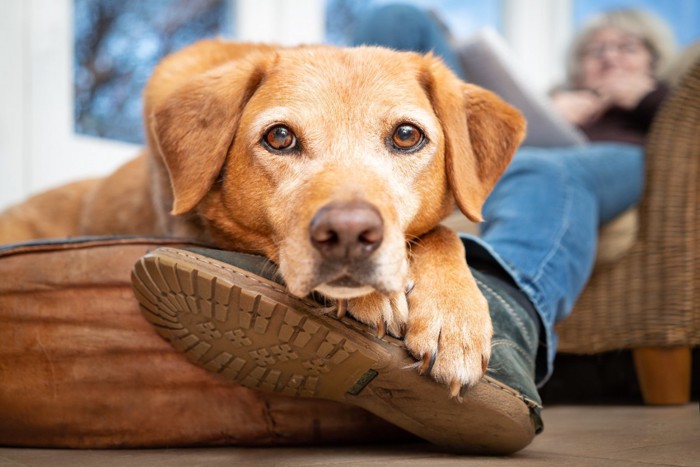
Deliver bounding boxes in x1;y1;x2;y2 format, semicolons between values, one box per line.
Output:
462;142;645;384
351;3;466;80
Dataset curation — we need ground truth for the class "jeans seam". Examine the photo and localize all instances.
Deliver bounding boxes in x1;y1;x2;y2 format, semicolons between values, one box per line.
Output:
531;163;572;284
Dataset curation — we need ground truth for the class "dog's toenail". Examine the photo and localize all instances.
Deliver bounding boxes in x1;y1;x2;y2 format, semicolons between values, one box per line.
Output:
376;320;386;338
419;352;436;375
336;299;347;319
449;381;462;399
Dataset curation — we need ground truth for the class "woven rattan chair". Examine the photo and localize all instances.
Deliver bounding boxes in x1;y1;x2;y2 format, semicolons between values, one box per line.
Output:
555;58;700;405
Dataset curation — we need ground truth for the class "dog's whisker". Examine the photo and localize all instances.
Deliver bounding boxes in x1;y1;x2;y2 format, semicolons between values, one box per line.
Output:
402;361;423;371
404;233;422;244
258;258;282;281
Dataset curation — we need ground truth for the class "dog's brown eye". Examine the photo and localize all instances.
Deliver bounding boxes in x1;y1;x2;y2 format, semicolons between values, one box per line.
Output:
263;125;297;152
392;124;424;151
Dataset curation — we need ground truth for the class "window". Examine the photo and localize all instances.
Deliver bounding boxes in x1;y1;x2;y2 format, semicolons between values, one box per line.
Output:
74;0;233;144
0;0;323;211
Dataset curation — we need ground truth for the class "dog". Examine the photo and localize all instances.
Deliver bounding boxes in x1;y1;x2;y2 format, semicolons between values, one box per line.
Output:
0;40;525;396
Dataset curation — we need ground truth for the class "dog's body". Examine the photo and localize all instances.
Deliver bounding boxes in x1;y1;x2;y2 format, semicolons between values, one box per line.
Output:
0;40;524;394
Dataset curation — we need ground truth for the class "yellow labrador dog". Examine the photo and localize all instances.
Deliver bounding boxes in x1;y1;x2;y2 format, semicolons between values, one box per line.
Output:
0;40;525;396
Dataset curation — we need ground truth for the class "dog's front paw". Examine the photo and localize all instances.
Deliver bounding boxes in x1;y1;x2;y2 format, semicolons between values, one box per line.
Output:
341;290;410;339
404;278;492;398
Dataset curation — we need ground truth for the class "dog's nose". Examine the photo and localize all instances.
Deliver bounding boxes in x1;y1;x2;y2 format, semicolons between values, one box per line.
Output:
309;201;384;261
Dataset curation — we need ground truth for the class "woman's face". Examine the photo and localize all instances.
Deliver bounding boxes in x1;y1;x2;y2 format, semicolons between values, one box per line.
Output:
578;26;654;89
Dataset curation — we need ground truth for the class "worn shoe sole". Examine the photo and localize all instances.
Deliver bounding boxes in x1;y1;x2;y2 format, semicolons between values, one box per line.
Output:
132;247;537;454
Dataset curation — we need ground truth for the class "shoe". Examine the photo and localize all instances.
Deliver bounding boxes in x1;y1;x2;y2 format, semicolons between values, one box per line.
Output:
131;246;542;454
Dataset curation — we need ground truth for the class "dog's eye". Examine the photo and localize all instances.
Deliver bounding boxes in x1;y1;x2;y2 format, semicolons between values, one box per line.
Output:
262;125;297;152
391;124;425;151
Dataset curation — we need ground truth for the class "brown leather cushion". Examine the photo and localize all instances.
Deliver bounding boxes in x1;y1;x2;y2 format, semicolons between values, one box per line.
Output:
0;237;404;448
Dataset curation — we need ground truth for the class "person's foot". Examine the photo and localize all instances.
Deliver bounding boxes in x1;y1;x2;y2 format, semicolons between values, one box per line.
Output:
131;246;542;454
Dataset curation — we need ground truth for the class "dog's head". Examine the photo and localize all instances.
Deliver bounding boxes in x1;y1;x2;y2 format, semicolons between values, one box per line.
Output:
148;42;525;299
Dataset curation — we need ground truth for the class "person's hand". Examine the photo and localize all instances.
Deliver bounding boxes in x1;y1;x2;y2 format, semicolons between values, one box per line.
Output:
550;90;609;126
594;70;655;110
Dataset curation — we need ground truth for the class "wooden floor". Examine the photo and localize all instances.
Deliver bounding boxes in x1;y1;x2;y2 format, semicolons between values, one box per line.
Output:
1;404;698;466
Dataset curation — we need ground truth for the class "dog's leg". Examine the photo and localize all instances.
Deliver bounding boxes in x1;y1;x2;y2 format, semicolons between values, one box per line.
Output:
404;225;492;397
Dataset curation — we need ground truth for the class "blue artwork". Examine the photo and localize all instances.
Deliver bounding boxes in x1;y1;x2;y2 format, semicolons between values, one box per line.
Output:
73;0;231;144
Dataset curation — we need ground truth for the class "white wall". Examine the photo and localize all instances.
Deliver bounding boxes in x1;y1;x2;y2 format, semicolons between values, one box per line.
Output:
0;0;570;212
503;0;574;93
236;0;325;45
0;0;140;211
0;0;29;209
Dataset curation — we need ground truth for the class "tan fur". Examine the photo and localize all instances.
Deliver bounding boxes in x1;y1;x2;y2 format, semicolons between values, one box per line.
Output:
0;179;100;243
0;40;525;390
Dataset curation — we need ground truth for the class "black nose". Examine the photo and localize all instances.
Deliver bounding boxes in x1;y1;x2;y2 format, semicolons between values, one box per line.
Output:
309;201;384;261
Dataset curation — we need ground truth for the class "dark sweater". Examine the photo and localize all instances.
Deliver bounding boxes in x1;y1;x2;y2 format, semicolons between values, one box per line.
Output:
579;83;670;146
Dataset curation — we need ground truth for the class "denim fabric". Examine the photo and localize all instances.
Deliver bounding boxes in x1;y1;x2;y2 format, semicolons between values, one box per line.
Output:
462;143;644;384
350;3;467;80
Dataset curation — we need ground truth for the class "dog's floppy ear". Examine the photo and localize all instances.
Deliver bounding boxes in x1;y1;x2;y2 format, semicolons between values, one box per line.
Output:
151;57;267;215
425;58;526;222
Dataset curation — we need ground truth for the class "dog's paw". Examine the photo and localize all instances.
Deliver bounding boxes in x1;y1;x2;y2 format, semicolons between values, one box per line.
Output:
404;282;492;398
341;290;410;339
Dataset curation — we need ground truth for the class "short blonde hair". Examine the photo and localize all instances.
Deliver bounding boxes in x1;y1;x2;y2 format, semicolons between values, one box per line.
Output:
566;9;677;88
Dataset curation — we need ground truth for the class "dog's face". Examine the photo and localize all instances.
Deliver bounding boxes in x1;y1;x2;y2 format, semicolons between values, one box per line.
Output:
150;43;524;300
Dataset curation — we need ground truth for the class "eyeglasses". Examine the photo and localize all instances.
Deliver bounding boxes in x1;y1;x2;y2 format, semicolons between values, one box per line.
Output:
581;39;646;59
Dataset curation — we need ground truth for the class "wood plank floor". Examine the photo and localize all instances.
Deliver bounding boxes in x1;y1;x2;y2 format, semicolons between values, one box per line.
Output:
1;404;698;466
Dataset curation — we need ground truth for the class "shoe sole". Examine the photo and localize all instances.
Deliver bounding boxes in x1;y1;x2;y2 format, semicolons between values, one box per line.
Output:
132;247;537;454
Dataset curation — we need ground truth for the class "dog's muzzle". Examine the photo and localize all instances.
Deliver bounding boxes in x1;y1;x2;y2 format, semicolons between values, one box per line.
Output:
309;200;383;262
304;199;404;299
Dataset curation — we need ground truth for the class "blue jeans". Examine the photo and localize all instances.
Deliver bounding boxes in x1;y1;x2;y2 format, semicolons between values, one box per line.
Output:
351;4;646;384
351;3;466;80
462;144;644;384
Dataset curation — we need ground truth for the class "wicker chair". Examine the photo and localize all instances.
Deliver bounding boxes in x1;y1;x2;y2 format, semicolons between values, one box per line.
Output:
555;59;700;405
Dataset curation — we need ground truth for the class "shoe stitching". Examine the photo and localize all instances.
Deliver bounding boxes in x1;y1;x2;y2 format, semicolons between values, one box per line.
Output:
160;248;540;407
475;277;531;344
481;377;542;409
491;339;534;364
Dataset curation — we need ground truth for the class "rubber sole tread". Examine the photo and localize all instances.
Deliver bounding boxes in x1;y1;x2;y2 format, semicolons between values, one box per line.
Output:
133;250;379;400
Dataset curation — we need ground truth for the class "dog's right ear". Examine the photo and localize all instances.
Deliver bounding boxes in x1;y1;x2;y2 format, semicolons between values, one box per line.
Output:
423;56;525;222
151;57;267;215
